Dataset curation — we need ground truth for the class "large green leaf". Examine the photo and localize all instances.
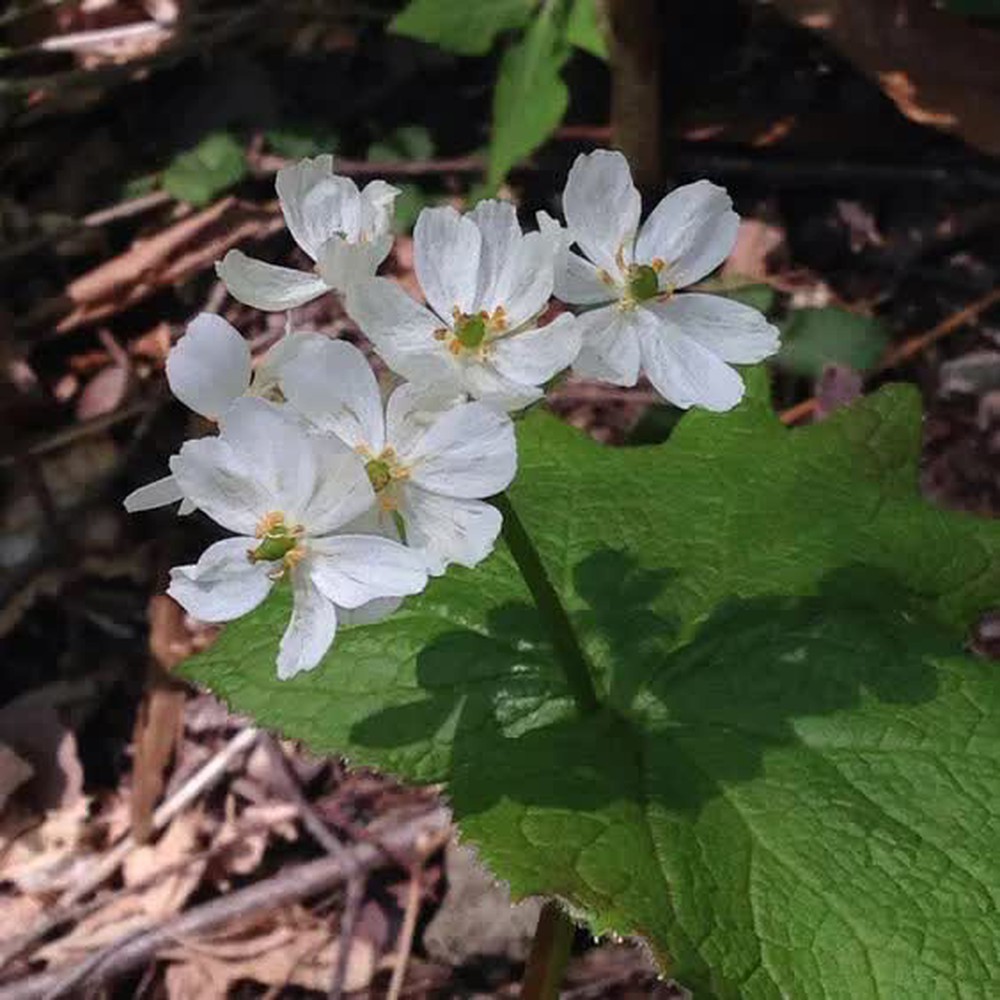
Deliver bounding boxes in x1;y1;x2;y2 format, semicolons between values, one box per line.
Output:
390;0;537;56
487;4;571;187
186;375;1000;997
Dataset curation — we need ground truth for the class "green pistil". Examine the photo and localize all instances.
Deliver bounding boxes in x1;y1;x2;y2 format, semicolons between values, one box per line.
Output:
627;264;660;302
366;458;392;492
249;526;298;563
454;313;487;349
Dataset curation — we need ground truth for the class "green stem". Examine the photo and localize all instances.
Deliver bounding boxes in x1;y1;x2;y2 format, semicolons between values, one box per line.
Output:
520;901;575;1000
495;492;600;716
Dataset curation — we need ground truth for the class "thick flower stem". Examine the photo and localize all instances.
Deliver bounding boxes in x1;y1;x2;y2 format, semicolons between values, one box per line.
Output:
495;492;600;716
520;901;575;1000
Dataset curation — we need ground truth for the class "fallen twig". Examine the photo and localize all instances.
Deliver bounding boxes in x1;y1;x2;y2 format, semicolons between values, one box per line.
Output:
0;807;450;1000
385;865;423;1000
781;286;1000;425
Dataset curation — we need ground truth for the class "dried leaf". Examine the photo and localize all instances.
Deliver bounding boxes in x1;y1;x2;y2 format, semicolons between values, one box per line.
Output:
122;810;206;919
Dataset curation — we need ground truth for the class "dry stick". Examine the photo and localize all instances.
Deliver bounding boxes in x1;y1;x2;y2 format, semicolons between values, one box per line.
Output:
780;285;1000;426
0;813;299;972
0;808;450;1000
55;727;260;912
385;866;423;1000
328;877;365;1000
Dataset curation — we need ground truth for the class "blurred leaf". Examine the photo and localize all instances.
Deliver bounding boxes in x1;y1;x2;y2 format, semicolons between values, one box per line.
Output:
122;174;159;200
565;0;607;58
391;0;537;55
777;307;889;378
265;127;339;159
367;125;435;162
488;4;570;188
943;0;1000;16
162;133;247;207
392;184;432;233
719;282;776;314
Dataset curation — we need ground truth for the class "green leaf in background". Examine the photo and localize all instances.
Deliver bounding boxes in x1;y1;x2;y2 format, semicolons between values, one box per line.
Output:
565;0;607;59
162;132;247;207
778;306;889;378
187;375;1000;997
390;0;537;55
488;3;571;188
390;183;432;233
943;0;1000;16
719;281;777;314
265;126;339;160
367;124;435;162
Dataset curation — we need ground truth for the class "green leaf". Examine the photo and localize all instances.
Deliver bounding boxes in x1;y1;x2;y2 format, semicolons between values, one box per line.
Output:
265;126;339;159
186;379;1000;997
943;0;1000;16
390;0;537;55
565;0;607;59
390;184;432;233
488;4;571;187
162;132;247;207
367;125;435;163
778;307;890;378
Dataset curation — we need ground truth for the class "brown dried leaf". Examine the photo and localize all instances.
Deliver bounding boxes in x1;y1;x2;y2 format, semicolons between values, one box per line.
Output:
122;810;206;919
164;911;377;997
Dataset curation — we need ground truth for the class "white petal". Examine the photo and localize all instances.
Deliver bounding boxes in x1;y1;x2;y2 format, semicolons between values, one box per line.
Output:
277;567;338;679
216;250;328;311
277;158;362;259
635;180;739;289
252;330;326;398
557;250;617;306
315;236;383;294
360;179;400;241
492;231;555;329
489;312;581;388
166;313;251;420
169;437;269;536
407;401;516;499
650;293;780;363
338;595;402;627
571;306;643;386
638;319;745;411
168;537;273;622
399;488;501;576
308;534;427;609
346;277;456;385
469;199;522;311
414;206;481;320
385;382;466;461
281;338;385;451
459;364;543;412
124;473;184;513
302;436;376;536
218;398;318;521
562;149;640;278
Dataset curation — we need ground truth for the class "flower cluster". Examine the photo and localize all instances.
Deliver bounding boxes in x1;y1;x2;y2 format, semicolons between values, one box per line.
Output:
126;149;779;677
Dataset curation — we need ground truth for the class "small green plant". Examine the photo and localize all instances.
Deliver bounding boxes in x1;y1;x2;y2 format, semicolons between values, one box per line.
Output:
392;0;607;189
162;132;247;207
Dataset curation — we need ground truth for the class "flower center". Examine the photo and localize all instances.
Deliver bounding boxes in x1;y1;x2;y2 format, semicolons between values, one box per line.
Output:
248;512;304;575
365;457;393;492
454;312;487;349
361;448;409;510
627;264;661;302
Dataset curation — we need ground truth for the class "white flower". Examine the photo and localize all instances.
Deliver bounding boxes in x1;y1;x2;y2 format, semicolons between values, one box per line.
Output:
556;149;780;412
346;200;580;411
123;314;320;514
282;338;516;575
167;399;428;678
216;155;399;310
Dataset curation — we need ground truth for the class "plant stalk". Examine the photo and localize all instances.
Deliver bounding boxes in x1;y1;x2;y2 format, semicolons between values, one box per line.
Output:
520;901;576;1000
495;491;600;715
